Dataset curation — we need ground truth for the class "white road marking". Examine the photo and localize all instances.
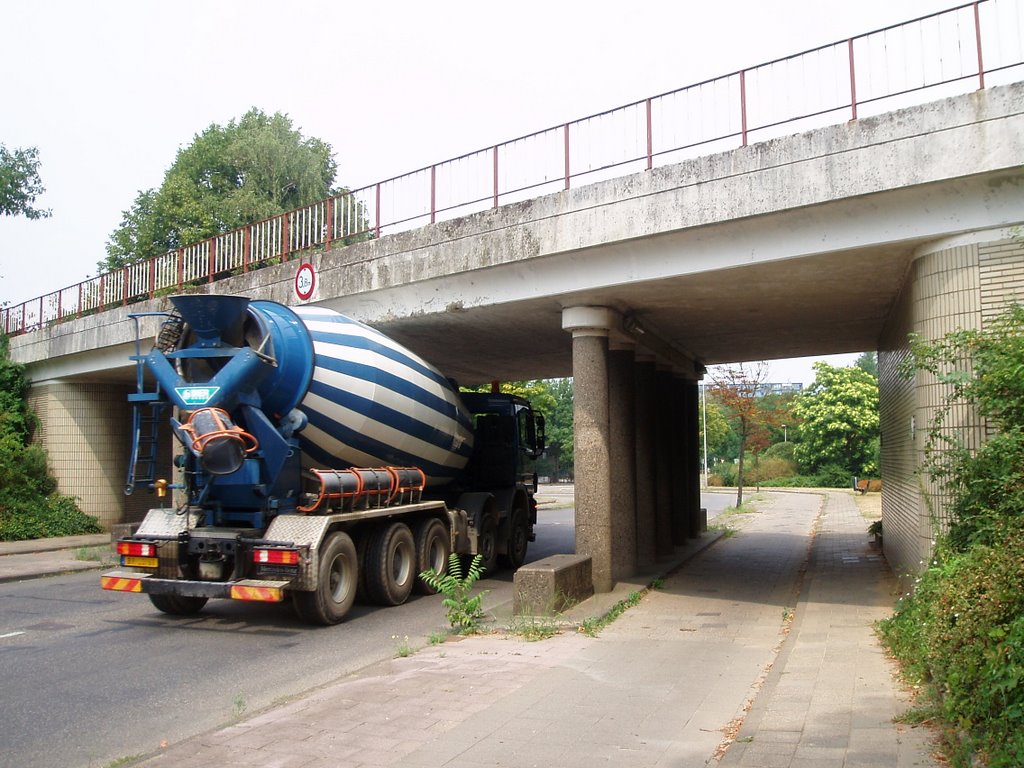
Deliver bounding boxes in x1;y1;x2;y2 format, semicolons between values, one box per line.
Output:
0;631;26;639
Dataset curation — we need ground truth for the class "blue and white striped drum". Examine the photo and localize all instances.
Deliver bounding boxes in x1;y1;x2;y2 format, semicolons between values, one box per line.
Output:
288;306;474;486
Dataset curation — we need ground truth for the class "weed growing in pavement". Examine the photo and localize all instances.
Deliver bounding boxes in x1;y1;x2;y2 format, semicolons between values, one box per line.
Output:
420;553;489;634
428;631;447;645
579;590;645;637
708;523;737;539
101;756;144;768
75;545;115;563
650;578;665;590
509;611;561;642
231;693;247;720
392;634;412;657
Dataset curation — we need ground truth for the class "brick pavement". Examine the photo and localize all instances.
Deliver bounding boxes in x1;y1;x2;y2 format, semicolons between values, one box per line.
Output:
126;491;937;768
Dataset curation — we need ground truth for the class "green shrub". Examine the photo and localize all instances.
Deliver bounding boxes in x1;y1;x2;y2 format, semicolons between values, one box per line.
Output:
0;336;97;541
762;441;797;463
879;303;1024;767
813;463;851;488
880;520;1024;767
747;455;798;483
0;494;99;540
759;474;822;488
711;460;737;486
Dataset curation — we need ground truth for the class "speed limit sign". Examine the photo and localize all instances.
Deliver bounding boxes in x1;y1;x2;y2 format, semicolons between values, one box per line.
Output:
295;263;316;300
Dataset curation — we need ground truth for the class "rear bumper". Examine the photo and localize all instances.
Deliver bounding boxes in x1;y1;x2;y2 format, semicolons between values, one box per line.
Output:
101;570;291;602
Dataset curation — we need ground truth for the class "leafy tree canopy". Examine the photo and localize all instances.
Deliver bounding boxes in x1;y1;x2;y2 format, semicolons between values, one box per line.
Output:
791;361;879;477
0;144;51;220
102;109;338;271
699;394;733;465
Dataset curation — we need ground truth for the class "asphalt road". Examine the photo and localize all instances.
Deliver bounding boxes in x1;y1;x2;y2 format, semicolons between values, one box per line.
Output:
0;489;734;768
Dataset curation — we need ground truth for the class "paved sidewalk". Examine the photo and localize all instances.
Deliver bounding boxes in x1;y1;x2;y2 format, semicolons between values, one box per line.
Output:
720;493;936;768
0;533;111;583
124;491;936;768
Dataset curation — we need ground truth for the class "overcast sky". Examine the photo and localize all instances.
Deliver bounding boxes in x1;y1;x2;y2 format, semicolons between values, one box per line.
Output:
2;0;965;384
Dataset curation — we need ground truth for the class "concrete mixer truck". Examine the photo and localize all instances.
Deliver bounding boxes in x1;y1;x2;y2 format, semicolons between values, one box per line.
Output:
100;294;546;625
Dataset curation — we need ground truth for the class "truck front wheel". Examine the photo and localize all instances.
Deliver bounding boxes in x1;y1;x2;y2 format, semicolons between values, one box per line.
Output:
500;508;529;570
149;593;208;616
294;531;358;625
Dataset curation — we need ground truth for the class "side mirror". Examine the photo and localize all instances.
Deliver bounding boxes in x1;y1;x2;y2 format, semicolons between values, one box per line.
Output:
534;413;546;456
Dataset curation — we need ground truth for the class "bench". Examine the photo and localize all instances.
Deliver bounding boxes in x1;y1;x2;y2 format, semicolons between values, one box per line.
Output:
513;554;593;615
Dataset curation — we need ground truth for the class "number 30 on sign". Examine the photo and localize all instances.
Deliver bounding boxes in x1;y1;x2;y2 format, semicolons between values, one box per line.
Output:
295;263;316;300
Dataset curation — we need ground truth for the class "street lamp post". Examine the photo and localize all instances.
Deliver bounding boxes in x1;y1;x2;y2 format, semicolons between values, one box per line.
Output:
782;424;788;443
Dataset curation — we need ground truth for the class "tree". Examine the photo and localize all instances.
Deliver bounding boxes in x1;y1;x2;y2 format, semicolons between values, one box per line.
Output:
791;361;879;479
855;351;878;378
541;378;574;479
698;392;732;468
710;362;773;507
0;144;51;220
101;109;339;271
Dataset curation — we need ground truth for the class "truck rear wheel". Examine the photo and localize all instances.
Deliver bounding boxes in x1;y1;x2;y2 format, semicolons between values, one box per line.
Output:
293;531;358;625
365;522;416;606
149;593;208;616
414;518;450;595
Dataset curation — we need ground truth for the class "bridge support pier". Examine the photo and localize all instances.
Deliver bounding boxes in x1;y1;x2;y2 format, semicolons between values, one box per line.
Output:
563;305;707;592
563;306;616;593
633;356;658;569
608;343;638;582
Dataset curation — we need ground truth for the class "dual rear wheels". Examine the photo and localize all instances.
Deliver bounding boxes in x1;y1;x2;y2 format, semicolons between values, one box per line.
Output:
296;518;452;625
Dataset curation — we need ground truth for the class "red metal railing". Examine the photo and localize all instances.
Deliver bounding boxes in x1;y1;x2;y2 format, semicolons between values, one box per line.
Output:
3;0;1022;337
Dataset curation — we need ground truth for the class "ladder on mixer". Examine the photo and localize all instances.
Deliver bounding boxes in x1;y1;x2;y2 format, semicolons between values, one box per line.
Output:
124;310;181;495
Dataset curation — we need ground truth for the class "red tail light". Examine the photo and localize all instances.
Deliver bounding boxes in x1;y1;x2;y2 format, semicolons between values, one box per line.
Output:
253;548;300;565
117;542;155;557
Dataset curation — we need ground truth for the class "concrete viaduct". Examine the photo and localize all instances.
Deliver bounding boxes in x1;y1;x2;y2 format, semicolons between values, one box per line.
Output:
10;82;1024;586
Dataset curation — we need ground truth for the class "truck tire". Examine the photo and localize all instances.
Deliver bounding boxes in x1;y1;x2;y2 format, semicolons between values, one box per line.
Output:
365;522;416;606
499;507;529;570
476;514;499;577
293;531;358;625
414;518;450;595
149;593;208;616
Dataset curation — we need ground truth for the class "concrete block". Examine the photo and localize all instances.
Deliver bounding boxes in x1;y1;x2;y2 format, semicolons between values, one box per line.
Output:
109;523;140;550
513;554;593;615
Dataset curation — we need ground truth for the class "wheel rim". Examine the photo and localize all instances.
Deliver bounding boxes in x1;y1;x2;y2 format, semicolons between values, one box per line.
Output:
427;535;445;572
392;540;412;585
328;552;352;604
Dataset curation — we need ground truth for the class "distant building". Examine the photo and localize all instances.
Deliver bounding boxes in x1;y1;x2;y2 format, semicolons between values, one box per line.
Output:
708;381;803;397
754;382;803;397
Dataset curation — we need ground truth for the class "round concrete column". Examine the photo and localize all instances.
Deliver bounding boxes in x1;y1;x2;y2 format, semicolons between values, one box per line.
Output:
562;306;616;593
633;356;658;568
653;367;675;557
608;343;638;581
669;375;687;546
684;378;703;538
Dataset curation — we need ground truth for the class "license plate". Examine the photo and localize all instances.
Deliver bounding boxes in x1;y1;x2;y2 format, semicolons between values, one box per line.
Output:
123;556;158;568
